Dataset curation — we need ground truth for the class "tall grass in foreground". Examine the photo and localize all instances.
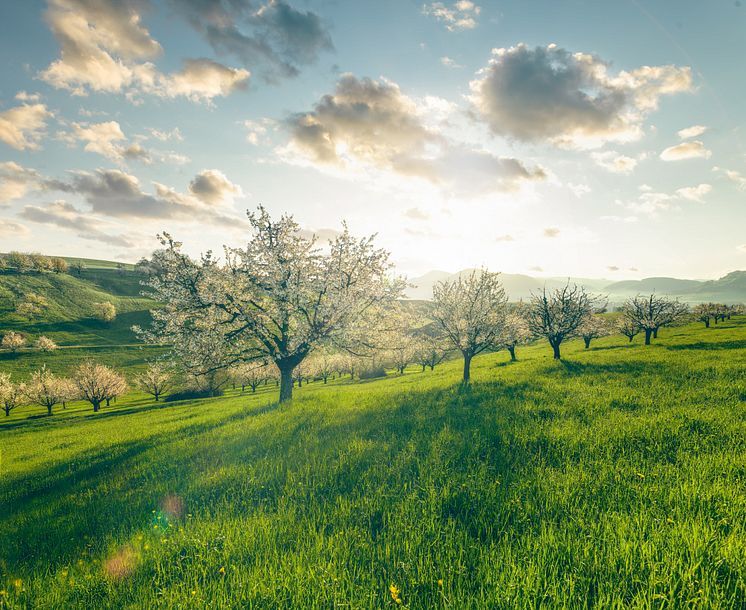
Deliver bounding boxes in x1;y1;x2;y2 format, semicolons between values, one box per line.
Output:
1;320;746;608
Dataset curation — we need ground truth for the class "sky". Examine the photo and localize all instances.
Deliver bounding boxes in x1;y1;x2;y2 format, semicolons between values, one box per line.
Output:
1;0;745;281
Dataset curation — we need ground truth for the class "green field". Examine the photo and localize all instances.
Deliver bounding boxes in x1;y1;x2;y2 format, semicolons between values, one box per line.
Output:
2;318;745;609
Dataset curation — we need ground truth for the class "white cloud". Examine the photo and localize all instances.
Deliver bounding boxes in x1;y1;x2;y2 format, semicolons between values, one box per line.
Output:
660;140;711;161
284;74;544;197
0;219;30;237
591;151;638;174
242;118;275;145
68;120;126;161
0;104;53;150
676;183;711;202
567;183;591;197
543;227;560;238
677;125;707;139
20;200;135;247
146;127;183;142
188;169;243;206
423;1;481;31
15;91;41;103
39;0;249;103
440;56;462;68
469;44;692;148
713;166;746;189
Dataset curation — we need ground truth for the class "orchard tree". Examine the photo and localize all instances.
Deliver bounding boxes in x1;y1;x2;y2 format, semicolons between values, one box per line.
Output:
414;334;449;371
138;206;404;403
235;361;270;393
500;312;531;361
431;270;508;382
622;294;688;345
73;361;128;412
692;303;717;328
578;315;611;349
52;257;69;274
16;293;49;319
30;253;52;272
617;318;639;342
70;260;86;276
23;366;67;416
526;284;595;359
93;301;117;323
2;331;26;353
0;373;23;417
6;251;33;273
382;309;419;375
135;363;173;402
35;336;58;352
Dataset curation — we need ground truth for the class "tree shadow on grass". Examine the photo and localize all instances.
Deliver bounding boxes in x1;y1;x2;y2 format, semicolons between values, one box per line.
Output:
556;360;659;377
666;340;746;351
1;408;277;574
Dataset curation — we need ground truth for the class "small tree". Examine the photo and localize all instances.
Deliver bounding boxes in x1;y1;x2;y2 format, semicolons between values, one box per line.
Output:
692;303;716;328
622;295;688;345
235;361;269;393
135;363;173;402
578;315;611;349
499;312;531;361
35;336;58;352
432;270;508;382
0;373;23;417
526;284;595;359
16;293;49;319
6;251;33;273
73;361;128;412
414;334;449;371
2;331;26;353
52;257;69;274
93;301;117;323
23;366;67;416
617;318;639;342
70;260;86;276
30;253;52;272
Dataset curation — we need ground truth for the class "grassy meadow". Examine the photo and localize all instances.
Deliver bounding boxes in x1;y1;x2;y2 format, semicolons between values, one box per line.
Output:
1;318;745;608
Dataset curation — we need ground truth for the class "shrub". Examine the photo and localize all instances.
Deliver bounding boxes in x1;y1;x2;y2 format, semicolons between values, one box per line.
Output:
35;336;58;352
359;366;387;380
164;388;224;402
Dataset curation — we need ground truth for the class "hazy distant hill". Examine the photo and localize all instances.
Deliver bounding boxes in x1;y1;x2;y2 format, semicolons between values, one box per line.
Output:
407;269;746;303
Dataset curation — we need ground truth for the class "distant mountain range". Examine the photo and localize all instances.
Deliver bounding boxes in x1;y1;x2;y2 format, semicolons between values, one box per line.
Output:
405;269;746;304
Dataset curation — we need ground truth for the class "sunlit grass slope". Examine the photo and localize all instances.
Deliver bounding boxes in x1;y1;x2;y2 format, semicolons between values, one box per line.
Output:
2;319;746;609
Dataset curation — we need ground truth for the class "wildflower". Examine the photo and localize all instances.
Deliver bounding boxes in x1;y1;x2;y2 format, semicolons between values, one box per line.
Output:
438;579;443;588
389;583;402;604
219;567;226;575
635;472;645;480
14;579;22;589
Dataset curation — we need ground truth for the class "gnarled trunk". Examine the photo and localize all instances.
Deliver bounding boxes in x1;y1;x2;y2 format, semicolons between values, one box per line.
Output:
583;338;591;349
644;329;653;345
508;346;516;361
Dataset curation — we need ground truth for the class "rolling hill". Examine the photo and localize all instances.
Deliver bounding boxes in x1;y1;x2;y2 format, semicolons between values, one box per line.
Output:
407;269;746;303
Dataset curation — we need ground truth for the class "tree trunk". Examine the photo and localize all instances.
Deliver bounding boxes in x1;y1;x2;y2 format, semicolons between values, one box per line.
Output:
583;337;591;349
4;406;9;416
462;353;472;382
323;377;328;384
421;364;426;372
399;366;405;375
704;319;710;328
653;328;659;339
508;346;516;361
429;364;435;371
628;335;634;342
279;365;293;403
47;404;53;416
644;329;652;345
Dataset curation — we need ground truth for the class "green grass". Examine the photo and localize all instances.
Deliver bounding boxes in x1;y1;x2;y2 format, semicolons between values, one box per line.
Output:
0;270;152;345
1;320;746;608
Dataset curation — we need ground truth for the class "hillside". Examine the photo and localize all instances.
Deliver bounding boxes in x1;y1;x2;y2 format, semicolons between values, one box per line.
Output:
2;319;745;608
408;268;746;303
0;267;153;347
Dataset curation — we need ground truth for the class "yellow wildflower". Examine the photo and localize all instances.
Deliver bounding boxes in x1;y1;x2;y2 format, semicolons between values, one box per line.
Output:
219;566;226;575
438;579;443;588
